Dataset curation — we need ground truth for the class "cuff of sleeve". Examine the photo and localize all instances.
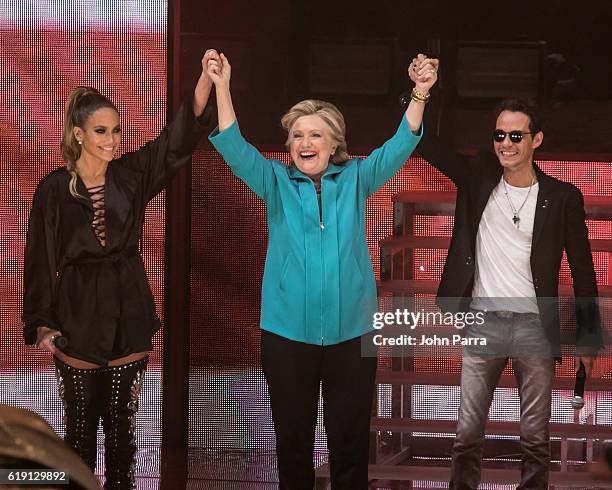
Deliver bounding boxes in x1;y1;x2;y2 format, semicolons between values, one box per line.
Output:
196;103;215;128
576;347;601;358
23;317;57;345
181;94;212;133
403;113;423;138
209;120;241;148
576;334;604;355
24;321;43;345
398;113;423;139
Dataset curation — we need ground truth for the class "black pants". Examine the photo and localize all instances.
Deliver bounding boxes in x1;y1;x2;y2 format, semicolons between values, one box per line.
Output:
261;330;377;490
54;357;148;490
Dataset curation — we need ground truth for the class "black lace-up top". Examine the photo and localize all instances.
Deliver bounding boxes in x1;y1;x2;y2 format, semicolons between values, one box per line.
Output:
87;184;106;247
23;98;211;365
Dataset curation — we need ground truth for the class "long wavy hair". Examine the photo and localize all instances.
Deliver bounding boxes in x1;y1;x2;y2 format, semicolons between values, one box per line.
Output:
280;99;350;164
60;87;118;198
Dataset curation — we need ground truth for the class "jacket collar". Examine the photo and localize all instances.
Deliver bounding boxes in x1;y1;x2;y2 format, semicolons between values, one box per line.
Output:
531;163;555;249
475;159;553;245
287;162;345;181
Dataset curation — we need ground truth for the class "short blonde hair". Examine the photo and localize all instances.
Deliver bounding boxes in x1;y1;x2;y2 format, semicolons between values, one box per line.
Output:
280;99;350;164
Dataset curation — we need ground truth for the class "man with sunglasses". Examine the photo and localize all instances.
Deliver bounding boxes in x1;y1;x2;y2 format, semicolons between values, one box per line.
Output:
403;64;602;490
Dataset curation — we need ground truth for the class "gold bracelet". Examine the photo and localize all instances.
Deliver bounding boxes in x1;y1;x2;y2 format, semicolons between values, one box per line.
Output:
411;87;430;103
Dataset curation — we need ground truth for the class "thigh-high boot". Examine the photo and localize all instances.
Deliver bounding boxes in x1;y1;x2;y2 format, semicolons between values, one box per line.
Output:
100;358;148;490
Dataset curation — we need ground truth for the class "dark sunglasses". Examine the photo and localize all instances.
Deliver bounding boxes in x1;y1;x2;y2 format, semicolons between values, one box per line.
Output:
493;130;533;143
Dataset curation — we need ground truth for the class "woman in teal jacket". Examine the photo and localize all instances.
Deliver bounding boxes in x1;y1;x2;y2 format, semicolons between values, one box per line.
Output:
207;51;438;489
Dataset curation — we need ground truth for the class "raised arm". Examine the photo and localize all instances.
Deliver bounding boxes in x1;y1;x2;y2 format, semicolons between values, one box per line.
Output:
207;51;236;131
404;53;438;132
406;54;473;188
206;51;274;200
358;55;438;195
192;50;215;117
114;50;215;200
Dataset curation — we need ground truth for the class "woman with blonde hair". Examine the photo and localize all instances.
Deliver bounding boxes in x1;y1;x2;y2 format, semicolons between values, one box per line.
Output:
22;50;216;489
206;50;438;489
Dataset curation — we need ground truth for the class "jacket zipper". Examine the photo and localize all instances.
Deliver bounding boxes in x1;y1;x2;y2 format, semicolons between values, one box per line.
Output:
317;180;325;345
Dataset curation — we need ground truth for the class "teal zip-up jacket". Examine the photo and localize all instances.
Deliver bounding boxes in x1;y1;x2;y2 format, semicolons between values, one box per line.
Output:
209;115;421;345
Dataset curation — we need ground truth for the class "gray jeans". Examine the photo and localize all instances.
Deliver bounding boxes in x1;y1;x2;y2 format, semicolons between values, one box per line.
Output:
449;312;555;490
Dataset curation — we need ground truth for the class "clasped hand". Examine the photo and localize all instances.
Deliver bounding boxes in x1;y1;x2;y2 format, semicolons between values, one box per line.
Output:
409;53;439;93
204;49;231;87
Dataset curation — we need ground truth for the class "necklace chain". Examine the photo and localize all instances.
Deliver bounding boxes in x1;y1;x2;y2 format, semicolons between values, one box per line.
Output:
502;176;536;228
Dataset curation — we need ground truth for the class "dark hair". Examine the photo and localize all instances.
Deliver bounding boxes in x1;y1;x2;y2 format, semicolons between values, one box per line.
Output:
494;98;542;134
61;87;118;198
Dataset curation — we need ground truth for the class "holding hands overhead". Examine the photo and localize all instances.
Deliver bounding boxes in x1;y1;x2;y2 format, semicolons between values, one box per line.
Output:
192;49;218;116
206;45;429;490
403;53;439;132
205;49;236;130
206;49;231;87
409;53;439;95
204;49;438;133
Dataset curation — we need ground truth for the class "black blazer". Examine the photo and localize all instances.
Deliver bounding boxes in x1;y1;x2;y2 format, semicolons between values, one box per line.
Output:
416;128;603;356
22;98;210;365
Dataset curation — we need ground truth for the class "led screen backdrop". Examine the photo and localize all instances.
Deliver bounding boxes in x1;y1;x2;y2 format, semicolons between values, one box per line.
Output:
0;0;167;480
189;148;612;480
3;0;612;484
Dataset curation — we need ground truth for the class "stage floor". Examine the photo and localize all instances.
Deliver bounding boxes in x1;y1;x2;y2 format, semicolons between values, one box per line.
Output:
4;368;612;489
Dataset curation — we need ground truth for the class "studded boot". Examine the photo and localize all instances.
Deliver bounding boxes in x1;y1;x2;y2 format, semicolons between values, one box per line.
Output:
100;357;148;490
54;357;102;472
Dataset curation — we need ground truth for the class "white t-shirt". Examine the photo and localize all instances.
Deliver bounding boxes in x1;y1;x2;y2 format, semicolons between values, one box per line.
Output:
470;176;540;313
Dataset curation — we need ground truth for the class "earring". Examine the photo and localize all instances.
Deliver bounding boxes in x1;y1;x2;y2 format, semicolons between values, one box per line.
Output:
77;140;82;145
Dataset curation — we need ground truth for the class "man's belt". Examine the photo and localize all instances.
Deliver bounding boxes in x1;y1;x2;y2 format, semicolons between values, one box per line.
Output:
488;310;539;319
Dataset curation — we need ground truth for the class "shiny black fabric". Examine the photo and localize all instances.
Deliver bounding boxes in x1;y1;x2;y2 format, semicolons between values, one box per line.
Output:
23;99;210;364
